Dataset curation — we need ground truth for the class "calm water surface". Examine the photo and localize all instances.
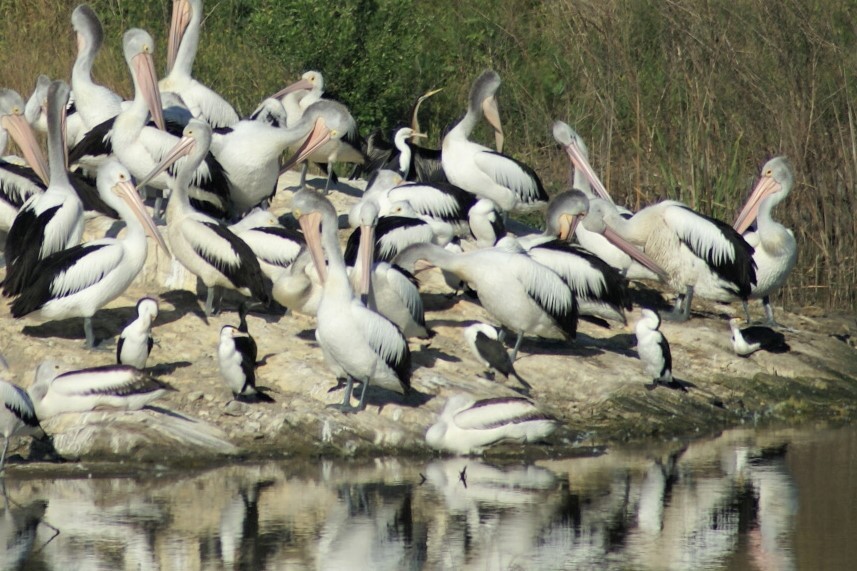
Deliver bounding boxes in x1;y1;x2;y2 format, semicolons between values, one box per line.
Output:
4;425;857;570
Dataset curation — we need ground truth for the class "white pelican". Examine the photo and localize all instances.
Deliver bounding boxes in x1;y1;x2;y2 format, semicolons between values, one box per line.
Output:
248;97;288;128
468;198;506;247
70;5;124;135
141;119;269;315
733;157;797;325
0;378;39;471
10;159;168;348
292;189;411;413
0;91;47;232
351;201;430;339
425;394;557;455
344;213;435;264
728;318;790;357
228;209;304;280
442;70;548;212
218;325;273;403
0;88;49;184
463;323;529;391
160;0;239;128
581;199;755;322
552;120;659;280
3;81;84;298
117;297;159;368
635;309;673;387
28;360;174;420
271;249;322;316
393;241;578;362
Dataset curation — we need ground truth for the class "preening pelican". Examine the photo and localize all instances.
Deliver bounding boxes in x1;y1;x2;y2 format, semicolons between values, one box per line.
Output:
29;360;174;420
3;81;84;298
271;249;322;316
117;297;159;368
10;160;168;348
393;241;578;362
0;378;39;471
468;198;506;248
425;394;557;455
141;119;269;315
292;189;411;413
728;318;790;357
160;0;239;128
733;157;797;325
635;309;673;386
442;70;547;212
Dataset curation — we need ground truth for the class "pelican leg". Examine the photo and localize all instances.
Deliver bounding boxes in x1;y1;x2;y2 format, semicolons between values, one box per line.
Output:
664;286;693;322
323;167;334;195
354;379;370;411
0;437;8;473
84;317;97;348
743;300;752;324
509;332;524;363
299;162;309;189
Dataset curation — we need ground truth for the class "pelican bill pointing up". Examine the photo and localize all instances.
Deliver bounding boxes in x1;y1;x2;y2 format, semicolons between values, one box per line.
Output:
293;188;411;413
733;157;797;326
3;81;84;298
442;70;547;212
141;119;269;315
10;160;168;348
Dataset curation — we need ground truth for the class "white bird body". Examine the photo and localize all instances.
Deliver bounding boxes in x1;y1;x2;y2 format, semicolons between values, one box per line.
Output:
635;309;672;383
29;361;172;420
218;325;272;402
272;250;323;316
117;297;158;368
728;318;789;357
229;209;303;280
425;394;556;454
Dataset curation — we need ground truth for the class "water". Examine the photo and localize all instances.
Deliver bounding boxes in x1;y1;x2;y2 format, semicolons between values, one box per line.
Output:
3;425;856;570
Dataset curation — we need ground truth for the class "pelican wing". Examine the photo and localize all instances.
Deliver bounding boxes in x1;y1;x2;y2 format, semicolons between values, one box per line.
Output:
510;253;578;337
68;116;114;164
384;264;426;327
0;381;38;427
473;151;548;205
343;216;434;266
186;82;240;129
51;365;173;397
454;397;550;430
352;302;411;385
239;226;304;268
0;160;44;208
389;182;476;221
410;145;447;183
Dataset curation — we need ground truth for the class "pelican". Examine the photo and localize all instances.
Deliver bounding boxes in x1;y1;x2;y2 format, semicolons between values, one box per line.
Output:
393;241;578;362
160;0;239;128
581;198;755;322
28;360;174;420
0;91;47;233
468;198;506;248
271;249;323;316
728;318;790;357
344;213;435;264
248;97;288;128
117;297;159;368
463;323;530;391
425;394;557;455
292;189;411;413
635;309;673;388
228;209;304;280
3;81;84;298
140;119;269;315
10;159;168;348
552;120;659;280
442;70;548;212
0;88;49;184
218;325;273;403
733;157;797;325
0;378;39;471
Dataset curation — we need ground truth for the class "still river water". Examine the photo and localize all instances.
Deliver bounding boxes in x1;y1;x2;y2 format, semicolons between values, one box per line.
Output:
3;425;856;570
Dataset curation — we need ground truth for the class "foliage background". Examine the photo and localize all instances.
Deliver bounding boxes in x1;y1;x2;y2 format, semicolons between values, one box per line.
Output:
1;0;855;310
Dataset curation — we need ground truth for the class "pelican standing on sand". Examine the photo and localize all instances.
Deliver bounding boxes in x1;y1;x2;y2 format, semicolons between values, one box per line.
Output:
733;157;797;325
140;119;270;315
292;189;411;413
10;160;168;348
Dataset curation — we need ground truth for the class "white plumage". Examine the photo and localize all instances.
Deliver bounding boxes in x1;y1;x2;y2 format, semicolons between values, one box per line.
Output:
0;375;39;471
117;297;159;369
635;309;673;384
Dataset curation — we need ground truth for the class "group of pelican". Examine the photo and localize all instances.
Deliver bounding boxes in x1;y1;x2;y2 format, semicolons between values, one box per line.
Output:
0;0;798;459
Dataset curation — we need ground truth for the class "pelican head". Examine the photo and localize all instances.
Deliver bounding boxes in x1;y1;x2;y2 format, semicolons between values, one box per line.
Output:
24;74;51;125
123;28;165;130
71;4;104;57
733;156;794;234
0;88;49;183
137;118;211;187
271;69;323;100
469;70;504;152
292;189;336;283
552;120;613;202
546;190;589;240
98;159;169;253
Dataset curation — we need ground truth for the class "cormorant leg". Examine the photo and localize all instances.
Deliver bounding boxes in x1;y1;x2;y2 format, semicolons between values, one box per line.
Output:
509;332;524;363
204;287;216;317
743;300;752;324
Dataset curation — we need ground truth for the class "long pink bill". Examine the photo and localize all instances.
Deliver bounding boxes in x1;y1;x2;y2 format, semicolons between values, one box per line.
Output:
558;213;582;241
114;180;170;254
562;140;614;204
0;113;49;185
166;0;191;73
602;226;669;281
733;176;781;234
137;135;196;188
357;223;375;299
481;94;504;153
270;77;314;101
297;211;327;283
133;52;166;131
279;119;331;176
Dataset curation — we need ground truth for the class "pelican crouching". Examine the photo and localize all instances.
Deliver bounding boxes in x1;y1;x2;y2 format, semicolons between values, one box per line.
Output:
425;394;557;455
28;361;175;420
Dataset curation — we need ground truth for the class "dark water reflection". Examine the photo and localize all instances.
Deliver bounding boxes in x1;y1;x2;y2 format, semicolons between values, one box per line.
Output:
3;426;856;570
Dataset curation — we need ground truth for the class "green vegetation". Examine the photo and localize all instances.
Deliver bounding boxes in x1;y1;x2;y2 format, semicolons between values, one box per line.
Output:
1;0;855;310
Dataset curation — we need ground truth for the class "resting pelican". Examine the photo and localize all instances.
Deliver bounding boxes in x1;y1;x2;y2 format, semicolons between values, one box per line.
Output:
3;81;84;298
10;159;168;348
425;394;557;455
581;198;755;321
733;157;797;325
140;119;269;315
442;70;548;212
0;378;39;471
292;189;411;413
29;360;174;420
160;0;239;128
271;249;322;316
393;241;578;362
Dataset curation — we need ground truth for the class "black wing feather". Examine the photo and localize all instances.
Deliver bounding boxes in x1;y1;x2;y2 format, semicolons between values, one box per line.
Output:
197;222;270;304
657;332;672;379
3;204;61;296
68;117;115;164
474;331;514;376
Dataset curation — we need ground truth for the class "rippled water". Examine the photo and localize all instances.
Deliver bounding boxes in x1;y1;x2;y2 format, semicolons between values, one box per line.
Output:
4;425;857;570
